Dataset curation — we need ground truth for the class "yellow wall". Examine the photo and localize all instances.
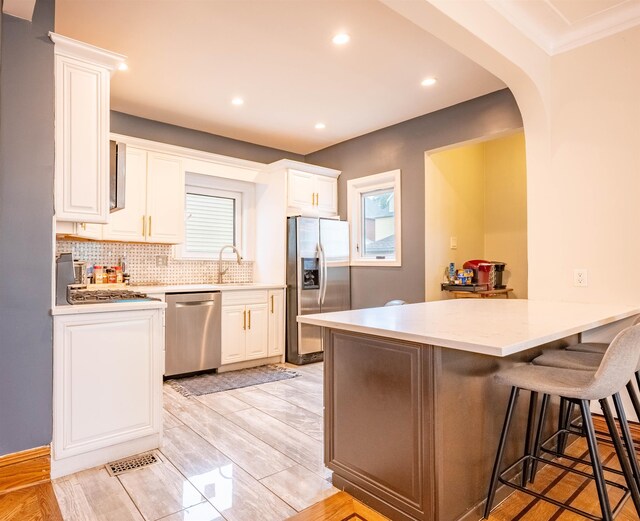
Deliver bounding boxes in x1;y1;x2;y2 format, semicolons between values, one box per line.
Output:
425;143;486;301
425;132;527;301
484;133;528;299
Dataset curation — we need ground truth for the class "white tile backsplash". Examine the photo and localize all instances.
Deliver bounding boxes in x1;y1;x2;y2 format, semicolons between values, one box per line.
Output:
56;241;253;285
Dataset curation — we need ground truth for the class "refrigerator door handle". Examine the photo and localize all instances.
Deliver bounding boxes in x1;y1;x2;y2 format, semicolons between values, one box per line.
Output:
317;243;323;306
319;243;328;306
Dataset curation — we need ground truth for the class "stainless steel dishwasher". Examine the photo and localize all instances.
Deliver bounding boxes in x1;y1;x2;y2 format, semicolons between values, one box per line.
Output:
165;292;221;377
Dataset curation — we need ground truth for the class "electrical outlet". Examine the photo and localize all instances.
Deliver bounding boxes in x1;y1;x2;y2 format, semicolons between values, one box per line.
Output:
156;255;169;267
574;269;588;287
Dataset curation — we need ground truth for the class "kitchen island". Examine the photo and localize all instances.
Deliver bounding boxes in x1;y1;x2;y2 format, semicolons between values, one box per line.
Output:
298;299;640;521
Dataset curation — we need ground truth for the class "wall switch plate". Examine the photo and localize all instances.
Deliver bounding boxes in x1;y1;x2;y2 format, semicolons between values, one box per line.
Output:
156;255;169;267
574;269;588;287
450;236;458;250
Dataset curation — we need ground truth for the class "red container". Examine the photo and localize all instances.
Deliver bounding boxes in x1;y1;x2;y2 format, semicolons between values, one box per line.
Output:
463;259;495;288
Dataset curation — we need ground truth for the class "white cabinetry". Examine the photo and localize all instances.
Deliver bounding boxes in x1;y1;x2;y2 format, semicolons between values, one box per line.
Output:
102;148;184;244
57;221;103;240
268;289;285;357
145;152;185;243
50;33;125;224
221;304;247;364
287;168;338;216
220;289;283;366
52;307;163;477
102;146;147;242
255;160;340;285
245;303;268;360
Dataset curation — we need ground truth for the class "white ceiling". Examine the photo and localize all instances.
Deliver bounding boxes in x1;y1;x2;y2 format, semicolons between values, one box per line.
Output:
55;0;505;155
489;0;640;54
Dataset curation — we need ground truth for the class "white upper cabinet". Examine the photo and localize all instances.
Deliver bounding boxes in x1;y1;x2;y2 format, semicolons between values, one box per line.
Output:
287;167;338;216
288;170;317;208
50;33;125;224
103;147;147;242
314;174;338;213
146;152;185;244
102;148;184;244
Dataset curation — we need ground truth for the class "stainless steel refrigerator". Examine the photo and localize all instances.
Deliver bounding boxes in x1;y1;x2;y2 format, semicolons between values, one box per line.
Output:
286;216;351;365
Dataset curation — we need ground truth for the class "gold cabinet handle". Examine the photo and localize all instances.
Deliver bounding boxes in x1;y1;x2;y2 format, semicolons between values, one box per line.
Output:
148;216;152;237
315;193;319;206
81;223;87;231
270;295;274;314
248;309;251;330
243;310;246;330
142;216;146;236
311;192;315;205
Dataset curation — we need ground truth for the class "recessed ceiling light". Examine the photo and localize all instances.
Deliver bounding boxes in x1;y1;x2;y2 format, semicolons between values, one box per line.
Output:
231;97;244;106
118;62;128;71
421;77;437;87
332;33;350;45
315;122;326;130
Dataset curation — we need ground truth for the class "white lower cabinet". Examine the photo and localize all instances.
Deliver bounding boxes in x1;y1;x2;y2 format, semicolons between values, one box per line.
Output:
52;307;164;477
221;304;248;364
245;303;268;360
220;289;284;366
268;289;285;356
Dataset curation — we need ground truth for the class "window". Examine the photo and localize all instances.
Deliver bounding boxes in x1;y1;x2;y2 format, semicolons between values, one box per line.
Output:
347;170;401;266
184;191;239;258
177;173;255;260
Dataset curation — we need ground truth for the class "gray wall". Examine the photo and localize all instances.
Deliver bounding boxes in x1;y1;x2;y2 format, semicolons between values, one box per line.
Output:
306;89;523;309
0;0;55;456
111;112;303;164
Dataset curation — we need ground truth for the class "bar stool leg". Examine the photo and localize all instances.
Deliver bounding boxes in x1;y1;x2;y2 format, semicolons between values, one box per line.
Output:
529;393;550;483
625;381;640;432
602;396;640;514
557;397;568;453
612;393;640;506
484;387;520;519
579;399;613;521
522;391;538;486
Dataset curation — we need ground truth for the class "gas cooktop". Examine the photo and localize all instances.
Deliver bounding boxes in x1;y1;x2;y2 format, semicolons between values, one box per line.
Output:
67;287;158;305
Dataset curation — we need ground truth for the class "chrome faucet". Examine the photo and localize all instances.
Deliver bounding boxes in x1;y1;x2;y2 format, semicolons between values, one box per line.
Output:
218;244;242;283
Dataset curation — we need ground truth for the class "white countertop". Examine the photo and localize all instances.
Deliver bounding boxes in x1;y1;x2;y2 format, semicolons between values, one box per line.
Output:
52;300;167;316
131;282;286;293
297;299;640;357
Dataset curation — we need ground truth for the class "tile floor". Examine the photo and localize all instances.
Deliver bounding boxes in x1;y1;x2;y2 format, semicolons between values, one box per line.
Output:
53;362;338;521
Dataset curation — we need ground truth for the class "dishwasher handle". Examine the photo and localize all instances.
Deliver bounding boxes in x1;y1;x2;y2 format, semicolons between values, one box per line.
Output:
175;300;217;308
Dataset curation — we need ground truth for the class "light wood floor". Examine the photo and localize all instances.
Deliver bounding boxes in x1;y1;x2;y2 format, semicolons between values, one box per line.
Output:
36;361;640;521
53;362;337;521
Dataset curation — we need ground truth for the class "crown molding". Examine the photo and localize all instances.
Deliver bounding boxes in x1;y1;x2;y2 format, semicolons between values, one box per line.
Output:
488;0;640;56
49;32;126;72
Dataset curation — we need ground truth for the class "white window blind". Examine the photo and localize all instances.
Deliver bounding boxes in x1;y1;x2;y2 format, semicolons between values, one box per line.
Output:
184;192;236;257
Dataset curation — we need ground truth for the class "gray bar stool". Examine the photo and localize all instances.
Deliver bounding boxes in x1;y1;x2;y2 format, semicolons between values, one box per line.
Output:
484;324;640;521
533;323;640;449
566;316;640;355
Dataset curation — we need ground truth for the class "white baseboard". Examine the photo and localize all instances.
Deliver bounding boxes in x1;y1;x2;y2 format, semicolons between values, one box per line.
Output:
51;433;160;479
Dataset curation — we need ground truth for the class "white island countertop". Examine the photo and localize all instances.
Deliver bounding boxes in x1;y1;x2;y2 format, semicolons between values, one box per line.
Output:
297;299;640;357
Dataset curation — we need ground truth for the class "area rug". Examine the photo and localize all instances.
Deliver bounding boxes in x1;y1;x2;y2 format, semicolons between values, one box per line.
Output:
167;364;300;396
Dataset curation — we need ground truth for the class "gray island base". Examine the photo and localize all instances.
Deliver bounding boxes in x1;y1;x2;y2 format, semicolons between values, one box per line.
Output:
298;300;640;521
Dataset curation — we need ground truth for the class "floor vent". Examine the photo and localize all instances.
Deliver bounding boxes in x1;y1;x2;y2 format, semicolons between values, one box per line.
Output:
105;451;161;477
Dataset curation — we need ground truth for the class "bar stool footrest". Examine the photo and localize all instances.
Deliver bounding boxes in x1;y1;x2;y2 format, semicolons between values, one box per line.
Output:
499;454;630;521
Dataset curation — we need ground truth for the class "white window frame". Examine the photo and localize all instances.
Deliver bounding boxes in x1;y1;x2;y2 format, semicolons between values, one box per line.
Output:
347;169;402;267
175;173;255;261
